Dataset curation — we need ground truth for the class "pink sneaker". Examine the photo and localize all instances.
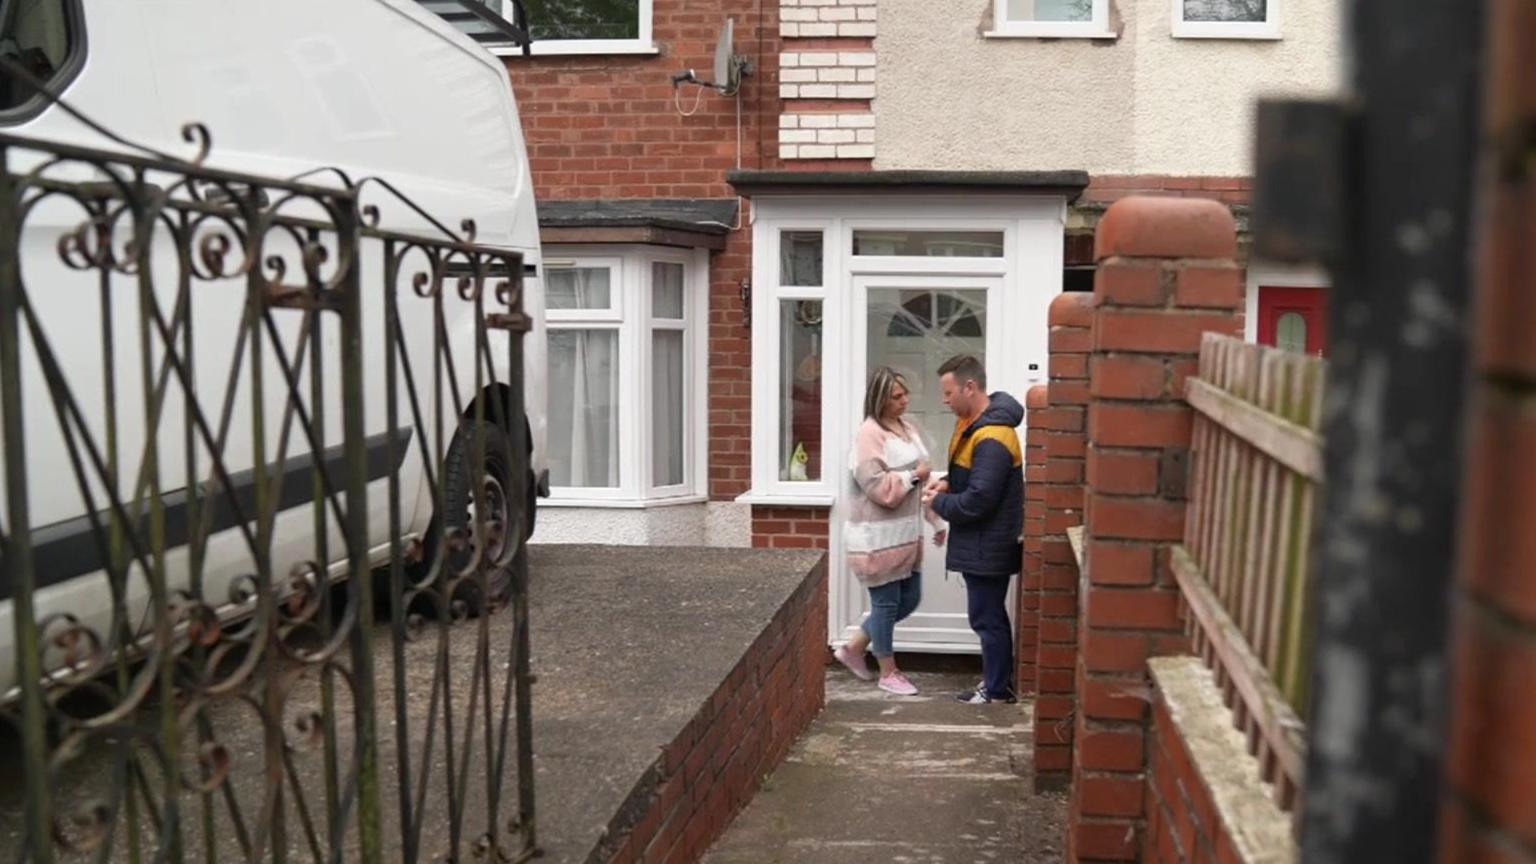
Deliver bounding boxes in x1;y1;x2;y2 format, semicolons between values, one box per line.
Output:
878;672;919;696
833;644;876;681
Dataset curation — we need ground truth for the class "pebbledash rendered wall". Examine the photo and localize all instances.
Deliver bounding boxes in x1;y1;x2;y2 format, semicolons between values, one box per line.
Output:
871;0;1343;177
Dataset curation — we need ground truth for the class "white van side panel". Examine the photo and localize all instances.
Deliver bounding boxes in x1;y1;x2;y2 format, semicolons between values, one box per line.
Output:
0;0;547;695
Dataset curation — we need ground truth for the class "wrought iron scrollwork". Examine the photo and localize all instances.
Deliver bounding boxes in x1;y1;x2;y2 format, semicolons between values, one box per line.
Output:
0;103;536;862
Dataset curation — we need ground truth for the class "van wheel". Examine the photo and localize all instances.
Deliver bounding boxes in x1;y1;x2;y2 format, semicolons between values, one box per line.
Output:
431;419;520;618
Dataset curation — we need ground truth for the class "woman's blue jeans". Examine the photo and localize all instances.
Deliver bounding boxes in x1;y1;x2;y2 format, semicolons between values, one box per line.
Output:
861;571;922;658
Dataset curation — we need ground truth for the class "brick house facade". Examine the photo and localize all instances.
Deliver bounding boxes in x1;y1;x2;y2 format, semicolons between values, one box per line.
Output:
423;0;1339;658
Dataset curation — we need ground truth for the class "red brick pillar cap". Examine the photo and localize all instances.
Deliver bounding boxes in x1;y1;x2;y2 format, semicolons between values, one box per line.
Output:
1095;196;1237;261
1048;292;1096;327
1026;384;1049;409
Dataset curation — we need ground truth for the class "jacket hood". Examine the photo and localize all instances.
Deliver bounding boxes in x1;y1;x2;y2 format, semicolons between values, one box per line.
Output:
969;391;1025;432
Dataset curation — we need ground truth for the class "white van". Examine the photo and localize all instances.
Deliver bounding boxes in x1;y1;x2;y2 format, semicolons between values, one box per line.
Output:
0;0;548;697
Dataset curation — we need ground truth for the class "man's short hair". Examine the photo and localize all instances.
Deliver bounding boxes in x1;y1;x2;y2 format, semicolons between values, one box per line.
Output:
938;354;986;390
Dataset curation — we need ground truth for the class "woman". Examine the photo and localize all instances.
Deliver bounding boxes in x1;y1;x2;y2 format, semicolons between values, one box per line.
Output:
834;367;939;696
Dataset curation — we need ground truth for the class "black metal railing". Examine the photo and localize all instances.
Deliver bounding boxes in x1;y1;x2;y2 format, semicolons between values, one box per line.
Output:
419;0;534;53
0;109;536;863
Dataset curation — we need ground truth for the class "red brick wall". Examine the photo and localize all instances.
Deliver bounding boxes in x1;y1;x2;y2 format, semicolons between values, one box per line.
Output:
503;0;783;503
606;558;828;863
1439;0;1536;857
1033;293;1094;790
1142;663;1269;864
1145;692;1202;864
708;231;754;500
1021;386;1048;699
1068;197;1243;862
505;1;782;201
751;506;830;550
1081;177;1253;208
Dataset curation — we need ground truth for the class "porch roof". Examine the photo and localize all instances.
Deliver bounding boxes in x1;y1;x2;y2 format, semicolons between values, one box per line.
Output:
538;198;738;250
726;169;1090;200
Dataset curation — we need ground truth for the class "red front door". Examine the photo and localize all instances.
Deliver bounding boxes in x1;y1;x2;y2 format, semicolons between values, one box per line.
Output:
1258;286;1329;357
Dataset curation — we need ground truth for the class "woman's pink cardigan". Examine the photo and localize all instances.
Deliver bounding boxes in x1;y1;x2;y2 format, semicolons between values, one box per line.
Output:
844;417;940;587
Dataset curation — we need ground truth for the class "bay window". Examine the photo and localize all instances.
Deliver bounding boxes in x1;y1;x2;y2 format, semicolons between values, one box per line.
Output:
543;248;706;504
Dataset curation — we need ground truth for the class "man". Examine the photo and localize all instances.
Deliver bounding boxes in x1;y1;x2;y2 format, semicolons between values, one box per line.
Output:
922;354;1025;705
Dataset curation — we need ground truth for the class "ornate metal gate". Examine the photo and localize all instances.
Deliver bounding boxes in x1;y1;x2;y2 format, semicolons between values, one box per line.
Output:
0;107;536;863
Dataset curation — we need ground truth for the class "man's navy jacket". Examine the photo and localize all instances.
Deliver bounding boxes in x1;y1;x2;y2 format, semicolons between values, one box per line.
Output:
932;392;1025;576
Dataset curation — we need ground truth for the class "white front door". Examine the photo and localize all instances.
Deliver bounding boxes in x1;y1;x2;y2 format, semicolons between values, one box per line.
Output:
839;273;1012;651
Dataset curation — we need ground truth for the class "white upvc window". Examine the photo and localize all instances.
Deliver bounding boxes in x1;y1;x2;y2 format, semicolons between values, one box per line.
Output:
1171;0;1281;39
542;246;707;506
741;223;838;507
987;0;1115;39
493;0;657;56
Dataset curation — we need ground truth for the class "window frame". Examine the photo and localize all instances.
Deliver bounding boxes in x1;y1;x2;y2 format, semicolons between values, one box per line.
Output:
746;222;839;506
543;256;625;321
491;0;658;57
646;260;691;498
985;0;1116;40
541;245;708;507
1170;0;1282;40
0;0;88;126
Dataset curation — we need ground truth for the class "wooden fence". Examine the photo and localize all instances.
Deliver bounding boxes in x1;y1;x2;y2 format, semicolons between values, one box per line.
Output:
1174;333;1326;814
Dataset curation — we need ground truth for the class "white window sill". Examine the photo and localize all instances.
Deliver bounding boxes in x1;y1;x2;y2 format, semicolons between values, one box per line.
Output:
1170;29;1282;41
491;43;661;57
733;491;836;508
541;494;709;510
983;28;1119;40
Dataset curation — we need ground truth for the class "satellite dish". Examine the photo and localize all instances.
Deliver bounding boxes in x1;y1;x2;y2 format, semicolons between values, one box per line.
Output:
713;18;742;95
668;17;751;95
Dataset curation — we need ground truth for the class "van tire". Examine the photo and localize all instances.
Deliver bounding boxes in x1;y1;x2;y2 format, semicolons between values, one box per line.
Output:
431;418;522;617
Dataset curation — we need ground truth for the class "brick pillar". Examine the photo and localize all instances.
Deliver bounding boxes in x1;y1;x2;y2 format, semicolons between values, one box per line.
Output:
1019;385;1049;698
1034;293;1094;790
1439;0;1536;857
1068;197;1242;863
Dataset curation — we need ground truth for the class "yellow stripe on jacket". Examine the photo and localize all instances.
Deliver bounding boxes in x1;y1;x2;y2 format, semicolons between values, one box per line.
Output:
948;424;1023;471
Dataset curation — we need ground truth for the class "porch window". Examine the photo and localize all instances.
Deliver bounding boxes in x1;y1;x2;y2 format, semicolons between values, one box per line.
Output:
543;248;706;504
852;230;1005;258
780;300;824;482
987;0;1114;38
497;0;655;55
745;227;832;502
1172;0;1281;39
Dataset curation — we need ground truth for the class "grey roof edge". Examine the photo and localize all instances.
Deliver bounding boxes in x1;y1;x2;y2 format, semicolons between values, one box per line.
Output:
537;198;739;236
726;169;1091;199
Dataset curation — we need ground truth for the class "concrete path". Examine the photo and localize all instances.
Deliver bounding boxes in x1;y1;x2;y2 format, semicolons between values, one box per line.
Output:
704;666;1068;864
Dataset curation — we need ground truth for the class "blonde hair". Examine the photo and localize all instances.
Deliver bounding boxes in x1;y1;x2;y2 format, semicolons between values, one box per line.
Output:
863;366;909;421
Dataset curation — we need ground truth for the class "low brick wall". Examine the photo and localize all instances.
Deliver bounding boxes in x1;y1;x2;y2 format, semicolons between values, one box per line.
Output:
603;558;829;863
751;505;831;550
1144;658;1294;864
